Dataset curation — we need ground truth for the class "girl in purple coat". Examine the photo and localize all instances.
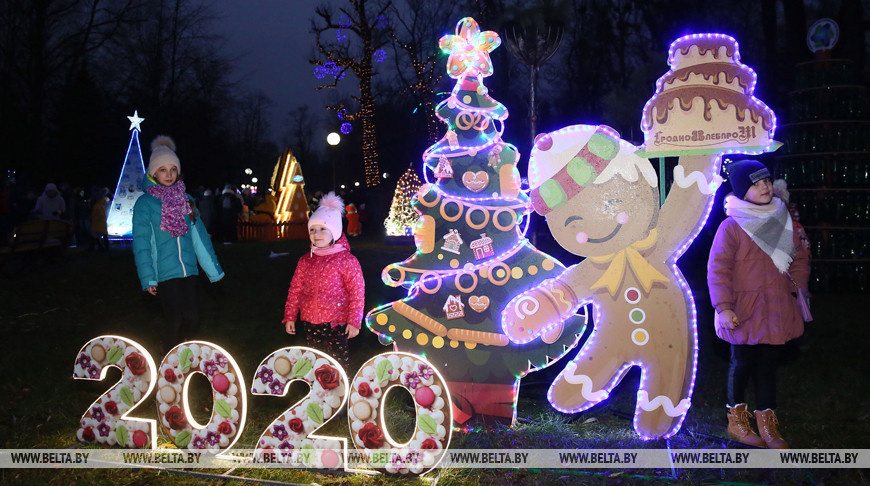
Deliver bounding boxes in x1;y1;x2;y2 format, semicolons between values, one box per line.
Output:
283;192;364;369
707;160;810;449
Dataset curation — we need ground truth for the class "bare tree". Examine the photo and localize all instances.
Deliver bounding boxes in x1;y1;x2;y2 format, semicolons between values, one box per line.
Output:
234;90;272;170
388;0;459;144
283;105;322;169
99;0;243;181
110;0;223;120
310;0;392;188
0;0;142;176
501;0;569;147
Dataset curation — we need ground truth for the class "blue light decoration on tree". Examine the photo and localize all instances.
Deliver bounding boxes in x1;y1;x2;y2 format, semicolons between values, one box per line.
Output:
365;18;588;428
106;111;147;238
373;49;387;63
340;122;352;135
314;62;345;81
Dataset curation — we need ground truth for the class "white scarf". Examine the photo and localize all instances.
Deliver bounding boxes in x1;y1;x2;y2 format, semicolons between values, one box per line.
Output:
724;195;794;273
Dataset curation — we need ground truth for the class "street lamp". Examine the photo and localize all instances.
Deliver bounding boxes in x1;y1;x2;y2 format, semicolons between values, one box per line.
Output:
327;132;341;190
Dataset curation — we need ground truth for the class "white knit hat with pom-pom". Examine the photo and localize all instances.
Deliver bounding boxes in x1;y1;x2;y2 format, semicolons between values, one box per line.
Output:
308;192;345;240
148;135;180;176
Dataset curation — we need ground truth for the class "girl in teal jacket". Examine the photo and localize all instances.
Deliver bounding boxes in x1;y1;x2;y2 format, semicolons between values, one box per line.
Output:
132;136;224;352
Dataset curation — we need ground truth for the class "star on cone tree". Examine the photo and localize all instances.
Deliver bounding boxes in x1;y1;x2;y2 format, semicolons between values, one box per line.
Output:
366;17;587;427
106;111;147;237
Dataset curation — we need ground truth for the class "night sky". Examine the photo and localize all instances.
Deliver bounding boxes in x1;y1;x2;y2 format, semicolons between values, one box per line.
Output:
214;0;353;145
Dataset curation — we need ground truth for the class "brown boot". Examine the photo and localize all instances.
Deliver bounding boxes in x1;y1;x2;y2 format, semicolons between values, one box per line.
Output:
726;404;766;447
755;409;788;449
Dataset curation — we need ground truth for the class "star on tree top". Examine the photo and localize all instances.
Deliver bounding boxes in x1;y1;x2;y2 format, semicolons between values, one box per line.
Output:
439;17;501;79
127;110;144;131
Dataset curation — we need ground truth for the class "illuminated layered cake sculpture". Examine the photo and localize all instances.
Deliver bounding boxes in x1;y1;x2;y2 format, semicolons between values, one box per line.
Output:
639;33;777;156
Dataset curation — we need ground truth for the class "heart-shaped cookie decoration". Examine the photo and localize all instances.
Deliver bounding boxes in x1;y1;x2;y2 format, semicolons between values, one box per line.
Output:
462;171;489;192
468;295;490;313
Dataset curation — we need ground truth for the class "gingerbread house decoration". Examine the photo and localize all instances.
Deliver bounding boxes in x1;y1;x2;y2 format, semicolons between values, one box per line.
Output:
445;129;459;148
443;295;465;320
488;143;503;168
441;229;463;254
470;233;495;260
435;155;454;179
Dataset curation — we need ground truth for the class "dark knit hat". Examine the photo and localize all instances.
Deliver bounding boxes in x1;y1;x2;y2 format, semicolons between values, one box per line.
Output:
726;159;771;200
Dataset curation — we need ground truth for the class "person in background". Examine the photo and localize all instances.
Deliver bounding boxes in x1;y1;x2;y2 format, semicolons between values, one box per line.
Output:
71;187;91;248
707;160;810;450
773;179;812;355
89;187;110;252
198;188;217;236
345;203;361;237
282;192;364;370
218;184;242;243
773;179;811;257
32;183;66;220
133;136;224;353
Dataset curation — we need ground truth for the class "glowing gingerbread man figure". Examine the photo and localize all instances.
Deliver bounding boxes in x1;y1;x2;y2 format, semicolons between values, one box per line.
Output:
502;125;723;439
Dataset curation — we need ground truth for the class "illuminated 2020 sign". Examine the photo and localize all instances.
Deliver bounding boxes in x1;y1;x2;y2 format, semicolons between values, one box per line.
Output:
73;336;452;475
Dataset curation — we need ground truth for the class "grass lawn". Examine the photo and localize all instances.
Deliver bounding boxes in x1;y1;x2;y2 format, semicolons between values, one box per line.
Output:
1;233;867;485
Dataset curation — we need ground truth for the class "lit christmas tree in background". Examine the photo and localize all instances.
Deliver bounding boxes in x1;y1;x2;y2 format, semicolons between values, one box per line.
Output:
384;166;422;236
366;18;587;427
106;111;147;238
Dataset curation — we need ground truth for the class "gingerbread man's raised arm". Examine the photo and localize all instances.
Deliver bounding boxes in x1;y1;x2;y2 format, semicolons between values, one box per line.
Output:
655;154;722;253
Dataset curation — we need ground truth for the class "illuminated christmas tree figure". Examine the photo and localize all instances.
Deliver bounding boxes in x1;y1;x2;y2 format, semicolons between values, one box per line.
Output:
366;18;587;427
106;111;147;238
384;166;422;236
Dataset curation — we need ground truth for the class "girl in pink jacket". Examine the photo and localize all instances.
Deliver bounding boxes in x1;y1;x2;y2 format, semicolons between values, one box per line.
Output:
708;160;810;450
283;192;364;369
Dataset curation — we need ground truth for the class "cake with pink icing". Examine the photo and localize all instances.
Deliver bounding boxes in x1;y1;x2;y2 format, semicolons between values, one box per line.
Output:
639;34;777;156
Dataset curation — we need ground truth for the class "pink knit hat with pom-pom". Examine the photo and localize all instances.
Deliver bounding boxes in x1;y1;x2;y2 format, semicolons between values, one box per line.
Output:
308;192;345;239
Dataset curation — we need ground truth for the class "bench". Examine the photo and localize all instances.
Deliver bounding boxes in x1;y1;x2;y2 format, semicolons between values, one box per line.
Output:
0;219;73;274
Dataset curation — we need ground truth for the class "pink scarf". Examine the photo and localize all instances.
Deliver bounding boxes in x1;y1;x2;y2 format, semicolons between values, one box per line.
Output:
310;244;347;257
146;181;191;237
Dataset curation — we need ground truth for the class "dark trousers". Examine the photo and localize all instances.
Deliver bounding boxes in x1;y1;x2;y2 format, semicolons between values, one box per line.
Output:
303;322;350;370
728;343;784;410
158;276;199;352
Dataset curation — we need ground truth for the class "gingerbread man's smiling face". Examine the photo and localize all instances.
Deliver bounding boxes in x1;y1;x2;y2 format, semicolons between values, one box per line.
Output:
529;126;660;258
546;176;658;257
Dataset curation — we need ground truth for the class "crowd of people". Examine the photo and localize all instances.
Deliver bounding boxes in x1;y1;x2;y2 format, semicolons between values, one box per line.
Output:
0;179;118;252
0;173;372;249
